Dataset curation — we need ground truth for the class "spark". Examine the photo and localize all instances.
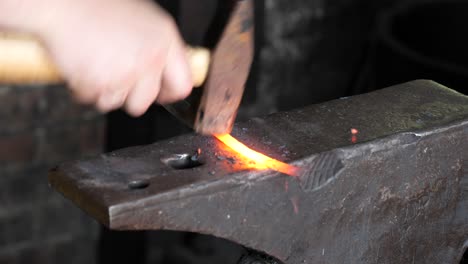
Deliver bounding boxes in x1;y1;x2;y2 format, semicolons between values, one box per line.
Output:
351;128;359;143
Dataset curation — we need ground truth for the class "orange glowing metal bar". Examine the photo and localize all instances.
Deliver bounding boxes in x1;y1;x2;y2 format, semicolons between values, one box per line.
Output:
214;134;300;176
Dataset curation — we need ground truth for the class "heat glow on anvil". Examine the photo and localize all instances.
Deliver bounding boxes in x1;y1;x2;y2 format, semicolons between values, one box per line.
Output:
49;80;468;264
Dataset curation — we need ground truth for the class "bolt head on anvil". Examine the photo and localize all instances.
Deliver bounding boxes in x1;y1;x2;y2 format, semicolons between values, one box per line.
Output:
49;80;468;264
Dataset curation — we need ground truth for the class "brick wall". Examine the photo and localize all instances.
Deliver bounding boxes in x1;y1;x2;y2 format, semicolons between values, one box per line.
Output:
0;85;105;264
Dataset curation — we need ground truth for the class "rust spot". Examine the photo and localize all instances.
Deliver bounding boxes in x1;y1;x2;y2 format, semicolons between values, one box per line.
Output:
241;17;253;33
225;92;232;101
198;109;205;123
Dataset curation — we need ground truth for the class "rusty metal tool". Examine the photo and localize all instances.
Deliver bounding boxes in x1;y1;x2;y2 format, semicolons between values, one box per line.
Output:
0;0;254;135
49;80;468;264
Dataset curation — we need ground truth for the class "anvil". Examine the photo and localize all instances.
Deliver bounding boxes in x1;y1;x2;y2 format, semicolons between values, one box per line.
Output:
49;80;468;264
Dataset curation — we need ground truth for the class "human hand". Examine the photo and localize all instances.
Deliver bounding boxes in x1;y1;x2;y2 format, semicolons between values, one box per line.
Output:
33;0;193;116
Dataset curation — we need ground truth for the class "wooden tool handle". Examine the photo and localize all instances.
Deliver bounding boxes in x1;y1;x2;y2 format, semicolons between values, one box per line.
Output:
186;46;210;87
0;33;210;87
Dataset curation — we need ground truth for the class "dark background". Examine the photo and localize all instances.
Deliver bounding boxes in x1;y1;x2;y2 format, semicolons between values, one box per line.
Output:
0;0;467;263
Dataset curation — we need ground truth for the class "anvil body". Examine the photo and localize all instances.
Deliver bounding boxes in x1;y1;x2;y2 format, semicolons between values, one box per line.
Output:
49;80;468;264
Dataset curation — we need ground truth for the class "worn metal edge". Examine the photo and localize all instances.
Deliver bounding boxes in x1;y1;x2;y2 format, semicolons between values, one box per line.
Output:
48;167;111;227
107;118;468;229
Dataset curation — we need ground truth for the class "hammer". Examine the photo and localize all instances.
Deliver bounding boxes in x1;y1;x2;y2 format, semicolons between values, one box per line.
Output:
0;0;254;135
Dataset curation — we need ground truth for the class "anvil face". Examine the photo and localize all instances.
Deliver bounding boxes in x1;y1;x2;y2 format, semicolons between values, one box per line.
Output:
49;80;468;264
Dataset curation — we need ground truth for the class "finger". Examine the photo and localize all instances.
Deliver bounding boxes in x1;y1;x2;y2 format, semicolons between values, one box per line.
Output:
70;89;98;105
157;41;192;104
68;80;100;105
96;74;135;112
96;87;129;112
124;69;162;117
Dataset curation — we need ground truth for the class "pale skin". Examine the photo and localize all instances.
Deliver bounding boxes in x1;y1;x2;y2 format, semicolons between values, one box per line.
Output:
0;0;193;116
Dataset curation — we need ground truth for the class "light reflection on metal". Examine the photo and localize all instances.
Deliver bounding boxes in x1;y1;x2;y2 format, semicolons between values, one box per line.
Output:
214;134;300;176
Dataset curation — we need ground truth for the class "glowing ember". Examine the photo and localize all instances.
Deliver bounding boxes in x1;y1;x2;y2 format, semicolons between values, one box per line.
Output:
350;128;359;143
213;134;300;176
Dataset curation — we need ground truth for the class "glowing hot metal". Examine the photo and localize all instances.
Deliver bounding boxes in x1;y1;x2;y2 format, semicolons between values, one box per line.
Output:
213;134;300;176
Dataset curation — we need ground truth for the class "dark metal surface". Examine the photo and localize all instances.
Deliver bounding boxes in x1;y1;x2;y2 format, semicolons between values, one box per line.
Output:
49;80;468;264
